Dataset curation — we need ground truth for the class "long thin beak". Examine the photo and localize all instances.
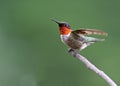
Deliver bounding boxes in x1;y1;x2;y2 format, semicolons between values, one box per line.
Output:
50;18;61;24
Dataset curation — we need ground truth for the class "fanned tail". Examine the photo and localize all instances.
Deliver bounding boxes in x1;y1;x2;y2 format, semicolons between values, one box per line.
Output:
94;38;105;42
85;36;105;43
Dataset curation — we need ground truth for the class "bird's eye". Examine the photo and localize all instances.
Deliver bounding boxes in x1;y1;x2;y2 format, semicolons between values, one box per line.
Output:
64;24;68;27
66;24;70;28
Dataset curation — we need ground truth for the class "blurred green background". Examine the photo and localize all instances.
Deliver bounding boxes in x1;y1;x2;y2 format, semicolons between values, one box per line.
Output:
0;0;119;86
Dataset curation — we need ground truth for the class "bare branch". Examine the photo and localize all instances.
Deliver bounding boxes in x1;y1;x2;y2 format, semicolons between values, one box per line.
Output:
68;49;117;86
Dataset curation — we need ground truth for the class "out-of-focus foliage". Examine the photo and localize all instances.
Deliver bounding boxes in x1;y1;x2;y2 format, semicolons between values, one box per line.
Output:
0;0;119;86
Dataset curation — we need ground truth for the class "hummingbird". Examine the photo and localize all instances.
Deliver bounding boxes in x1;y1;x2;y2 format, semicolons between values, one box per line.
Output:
51;18;108;52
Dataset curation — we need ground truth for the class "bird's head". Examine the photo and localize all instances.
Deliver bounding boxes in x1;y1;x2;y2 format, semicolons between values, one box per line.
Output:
51;18;71;35
50;18;71;29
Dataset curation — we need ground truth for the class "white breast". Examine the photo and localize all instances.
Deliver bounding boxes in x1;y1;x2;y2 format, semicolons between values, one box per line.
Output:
60;34;70;44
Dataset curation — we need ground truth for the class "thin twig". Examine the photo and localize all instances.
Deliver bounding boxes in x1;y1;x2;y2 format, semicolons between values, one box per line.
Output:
68;49;117;86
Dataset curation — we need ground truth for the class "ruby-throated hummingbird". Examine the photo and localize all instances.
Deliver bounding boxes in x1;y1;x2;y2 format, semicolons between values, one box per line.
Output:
51;19;108;51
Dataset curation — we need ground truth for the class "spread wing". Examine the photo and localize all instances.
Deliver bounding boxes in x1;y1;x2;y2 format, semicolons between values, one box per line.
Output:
72;28;108;36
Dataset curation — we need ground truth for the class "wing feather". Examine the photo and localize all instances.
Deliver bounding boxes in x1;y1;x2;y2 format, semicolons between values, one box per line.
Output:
72;28;108;36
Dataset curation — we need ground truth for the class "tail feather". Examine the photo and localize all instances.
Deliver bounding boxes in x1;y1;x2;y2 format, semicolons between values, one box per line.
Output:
85;36;105;43
80;37;105;51
94;38;105;42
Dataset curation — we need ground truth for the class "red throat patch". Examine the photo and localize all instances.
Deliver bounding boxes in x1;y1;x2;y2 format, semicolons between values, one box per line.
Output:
59;27;71;35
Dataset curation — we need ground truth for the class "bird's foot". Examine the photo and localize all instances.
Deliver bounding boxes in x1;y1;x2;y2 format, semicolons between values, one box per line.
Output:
68;48;74;52
68;48;78;57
